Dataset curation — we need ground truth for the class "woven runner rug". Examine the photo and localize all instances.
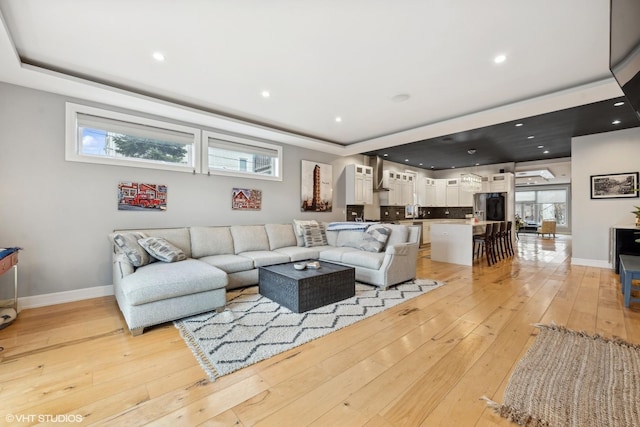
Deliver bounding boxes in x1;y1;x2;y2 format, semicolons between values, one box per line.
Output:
486;323;640;427
175;278;444;380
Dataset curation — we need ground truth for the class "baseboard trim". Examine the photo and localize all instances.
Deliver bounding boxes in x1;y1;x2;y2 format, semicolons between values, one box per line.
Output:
18;285;114;311
571;258;612;269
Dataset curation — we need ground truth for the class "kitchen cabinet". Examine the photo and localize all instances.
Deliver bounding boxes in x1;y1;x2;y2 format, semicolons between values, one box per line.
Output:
421;178;436;207
401;174;415;205
381;171;401;205
489;173;514;193
481;176;491;193
445;178;460;206
459;186;474;206
381;171;415;206
345;164;373;205
435;179;447;207
422;222;431;245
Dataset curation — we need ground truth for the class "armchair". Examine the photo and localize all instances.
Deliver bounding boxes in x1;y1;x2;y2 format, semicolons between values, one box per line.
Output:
537;220;556;238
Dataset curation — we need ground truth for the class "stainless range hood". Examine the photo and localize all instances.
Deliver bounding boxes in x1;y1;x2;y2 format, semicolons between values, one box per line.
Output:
369;155;390;192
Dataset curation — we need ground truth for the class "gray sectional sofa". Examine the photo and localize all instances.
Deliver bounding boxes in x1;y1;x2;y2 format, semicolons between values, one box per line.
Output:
110;221;420;335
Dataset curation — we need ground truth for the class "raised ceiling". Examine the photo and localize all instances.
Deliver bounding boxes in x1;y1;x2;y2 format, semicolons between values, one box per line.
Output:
365;96;640;170
0;1;637;166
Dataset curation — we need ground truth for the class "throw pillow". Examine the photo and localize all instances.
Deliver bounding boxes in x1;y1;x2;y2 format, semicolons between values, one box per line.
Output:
359;224;390;253
138;237;187;263
111;231;154;267
293;219;319;247
301;223;328;247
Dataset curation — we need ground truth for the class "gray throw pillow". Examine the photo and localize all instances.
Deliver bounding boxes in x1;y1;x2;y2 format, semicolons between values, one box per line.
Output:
301;223;328;247
111;231;154;267
138;237;187;263
359;225;390;253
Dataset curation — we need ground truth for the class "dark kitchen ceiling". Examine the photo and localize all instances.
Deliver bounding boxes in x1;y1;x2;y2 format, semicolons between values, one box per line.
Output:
364;96;640;170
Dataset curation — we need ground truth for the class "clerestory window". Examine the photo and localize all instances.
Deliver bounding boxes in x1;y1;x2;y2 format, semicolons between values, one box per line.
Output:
66;103;200;173
203;130;282;180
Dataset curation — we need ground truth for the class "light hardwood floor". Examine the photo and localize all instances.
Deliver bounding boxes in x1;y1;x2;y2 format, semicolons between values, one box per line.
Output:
1;234;639;426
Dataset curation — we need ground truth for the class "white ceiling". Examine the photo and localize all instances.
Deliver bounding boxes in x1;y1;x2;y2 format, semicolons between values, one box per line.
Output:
0;0;624;157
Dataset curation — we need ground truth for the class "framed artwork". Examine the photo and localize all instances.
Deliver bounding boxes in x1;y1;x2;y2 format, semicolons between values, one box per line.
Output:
590;172;639;199
232;188;262;210
118;182;167;211
300;160;333;212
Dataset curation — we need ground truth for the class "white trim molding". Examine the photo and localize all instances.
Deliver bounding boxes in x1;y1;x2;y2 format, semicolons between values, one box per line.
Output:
18;285;114;312
570;258;612;269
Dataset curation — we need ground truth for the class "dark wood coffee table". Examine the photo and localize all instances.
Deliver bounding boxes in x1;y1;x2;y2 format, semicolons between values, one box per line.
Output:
258;261;355;313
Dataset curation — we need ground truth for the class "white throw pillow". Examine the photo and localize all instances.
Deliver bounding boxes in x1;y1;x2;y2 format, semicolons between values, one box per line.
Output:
301;223;328;247
111;231;154;267
138;237;187;263
359;224;390;252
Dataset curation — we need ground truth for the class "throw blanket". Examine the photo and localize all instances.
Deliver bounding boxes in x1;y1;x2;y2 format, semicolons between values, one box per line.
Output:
0;247;20;260
326;222;378;231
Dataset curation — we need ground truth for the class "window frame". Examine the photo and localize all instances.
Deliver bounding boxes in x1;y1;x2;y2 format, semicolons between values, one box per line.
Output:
515;186;570;227
202;130;283;181
65;103;201;173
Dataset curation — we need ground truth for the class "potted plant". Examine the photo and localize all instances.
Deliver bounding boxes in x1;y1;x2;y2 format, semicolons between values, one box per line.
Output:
633;206;640;227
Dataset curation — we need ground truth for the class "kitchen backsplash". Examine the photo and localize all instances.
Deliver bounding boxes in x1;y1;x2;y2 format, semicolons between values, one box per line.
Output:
346;205;365;221
379;206;473;220
347;205;474;221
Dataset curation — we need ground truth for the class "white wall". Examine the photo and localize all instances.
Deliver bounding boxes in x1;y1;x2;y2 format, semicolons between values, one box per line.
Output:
0;82;356;302
571;126;640;267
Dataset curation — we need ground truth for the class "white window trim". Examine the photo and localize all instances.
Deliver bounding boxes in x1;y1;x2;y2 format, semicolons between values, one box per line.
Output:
202;130;283;181
65;103;201;173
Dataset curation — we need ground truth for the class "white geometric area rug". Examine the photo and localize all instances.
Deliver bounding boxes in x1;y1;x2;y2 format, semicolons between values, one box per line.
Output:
175;279;445;380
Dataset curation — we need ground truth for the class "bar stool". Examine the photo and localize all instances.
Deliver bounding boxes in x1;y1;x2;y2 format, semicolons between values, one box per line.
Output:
496;221;507;259
505;221;514;257
491;223;501;263
473;223;495;266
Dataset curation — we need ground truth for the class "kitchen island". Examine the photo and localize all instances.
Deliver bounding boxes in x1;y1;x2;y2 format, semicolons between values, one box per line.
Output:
430;220;502;266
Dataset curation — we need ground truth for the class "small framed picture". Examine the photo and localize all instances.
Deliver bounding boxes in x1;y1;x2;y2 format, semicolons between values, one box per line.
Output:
590;172;639;199
232;188;262;210
118;182;167;211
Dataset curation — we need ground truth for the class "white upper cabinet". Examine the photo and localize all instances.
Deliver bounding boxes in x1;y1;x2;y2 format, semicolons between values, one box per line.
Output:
489;173;514;193
435;179;447;206
445;178;459;206
345;164;373;205
401;174;415;205
420;177;436;207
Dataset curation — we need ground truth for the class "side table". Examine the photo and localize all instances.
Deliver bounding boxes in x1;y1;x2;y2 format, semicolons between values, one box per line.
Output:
0;248;20;329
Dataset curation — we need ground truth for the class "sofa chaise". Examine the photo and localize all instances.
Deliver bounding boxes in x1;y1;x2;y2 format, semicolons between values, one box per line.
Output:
110;221;420;335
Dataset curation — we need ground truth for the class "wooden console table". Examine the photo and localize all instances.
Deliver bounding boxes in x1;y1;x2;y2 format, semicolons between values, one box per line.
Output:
0;248;19;312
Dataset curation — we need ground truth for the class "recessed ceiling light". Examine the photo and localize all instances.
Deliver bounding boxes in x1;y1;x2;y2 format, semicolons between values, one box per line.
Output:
515;123;523;127
419;163;423;166
475;163;480;166
543;150;549;154
614;101;625;107
261;90;270;98
152;52;165;61
405;159;409;162
494;54;507;64
391;93;410;103
430;166;434;169
335;117;342;123
537;145;544;149
527;135;535;139
383;153;388;157
612;119;621;125
451;166;456;169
